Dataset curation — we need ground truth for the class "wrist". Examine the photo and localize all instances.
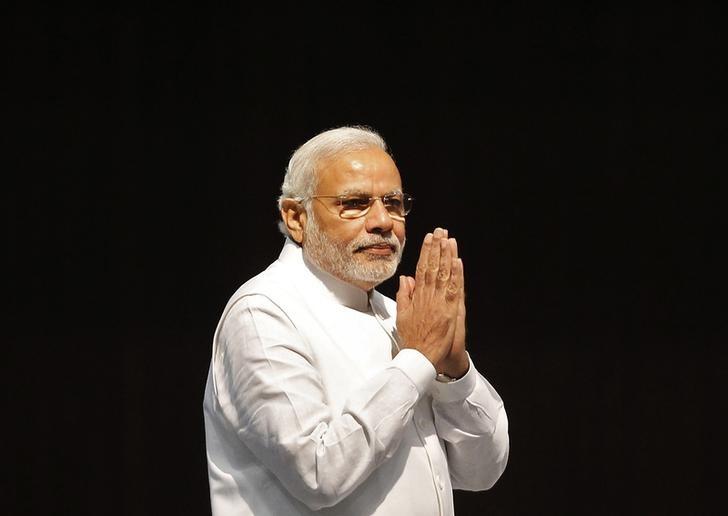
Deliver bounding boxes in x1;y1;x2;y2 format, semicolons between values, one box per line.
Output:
439;353;469;379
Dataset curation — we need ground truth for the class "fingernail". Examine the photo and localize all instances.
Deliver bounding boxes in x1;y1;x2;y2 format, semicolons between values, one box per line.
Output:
425;233;433;242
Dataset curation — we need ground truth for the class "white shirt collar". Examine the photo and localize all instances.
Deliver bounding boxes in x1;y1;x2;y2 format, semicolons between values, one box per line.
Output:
278;238;371;313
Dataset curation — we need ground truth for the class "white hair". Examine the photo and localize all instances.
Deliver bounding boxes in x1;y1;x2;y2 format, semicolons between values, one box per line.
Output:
276;125;388;237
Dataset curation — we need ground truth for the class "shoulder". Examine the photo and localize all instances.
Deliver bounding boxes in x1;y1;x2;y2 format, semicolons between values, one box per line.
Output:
225;254;296;307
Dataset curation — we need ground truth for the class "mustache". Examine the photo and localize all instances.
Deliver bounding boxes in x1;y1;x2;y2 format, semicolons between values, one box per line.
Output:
351;235;403;252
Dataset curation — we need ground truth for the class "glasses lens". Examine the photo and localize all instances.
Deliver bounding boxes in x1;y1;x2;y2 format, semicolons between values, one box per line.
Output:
383;193;413;218
336;193;413;219
401;194;413;215
381;194;404;216
339;196;371;218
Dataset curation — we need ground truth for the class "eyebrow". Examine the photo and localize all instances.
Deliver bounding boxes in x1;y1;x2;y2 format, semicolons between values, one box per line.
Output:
338;188;403;196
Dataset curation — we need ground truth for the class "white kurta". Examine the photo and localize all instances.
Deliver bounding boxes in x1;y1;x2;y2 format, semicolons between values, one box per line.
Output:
203;239;509;515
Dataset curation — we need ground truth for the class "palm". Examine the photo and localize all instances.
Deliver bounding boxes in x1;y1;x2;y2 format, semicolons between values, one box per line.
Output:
438;294;468;377
453;297;466;355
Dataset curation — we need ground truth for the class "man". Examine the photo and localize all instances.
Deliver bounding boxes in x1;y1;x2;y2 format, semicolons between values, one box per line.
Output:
203;126;509;515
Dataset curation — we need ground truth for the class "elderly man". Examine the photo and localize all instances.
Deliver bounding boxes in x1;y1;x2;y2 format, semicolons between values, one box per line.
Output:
203;126;509;515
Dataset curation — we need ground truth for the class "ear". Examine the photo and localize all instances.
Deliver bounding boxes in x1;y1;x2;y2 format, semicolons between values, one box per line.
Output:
280;198;307;244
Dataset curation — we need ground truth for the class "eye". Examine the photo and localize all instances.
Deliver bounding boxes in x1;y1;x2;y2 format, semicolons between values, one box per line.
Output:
383;195;403;209
340;196;371;210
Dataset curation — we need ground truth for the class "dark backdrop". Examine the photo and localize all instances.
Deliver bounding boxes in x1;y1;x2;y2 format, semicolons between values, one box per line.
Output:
6;4;725;516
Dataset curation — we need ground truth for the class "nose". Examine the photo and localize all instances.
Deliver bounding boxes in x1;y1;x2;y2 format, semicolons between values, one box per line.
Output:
364;198;394;234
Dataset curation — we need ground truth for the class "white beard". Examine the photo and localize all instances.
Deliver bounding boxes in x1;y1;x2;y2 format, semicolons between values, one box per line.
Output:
302;213;404;288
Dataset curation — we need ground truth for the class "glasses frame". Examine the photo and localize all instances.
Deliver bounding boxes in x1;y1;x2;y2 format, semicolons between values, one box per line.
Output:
302;192;414;221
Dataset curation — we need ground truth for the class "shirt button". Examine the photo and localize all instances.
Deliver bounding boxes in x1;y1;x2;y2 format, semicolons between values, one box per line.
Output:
436;475;444;490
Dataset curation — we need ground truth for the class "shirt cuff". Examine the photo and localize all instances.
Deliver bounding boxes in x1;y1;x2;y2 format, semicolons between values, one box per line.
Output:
390;349;436;397
431;353;478;403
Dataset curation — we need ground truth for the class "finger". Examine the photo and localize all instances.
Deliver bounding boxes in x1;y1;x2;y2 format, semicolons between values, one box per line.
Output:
457;259;466;321
455;267;467;345
426;228;444;285
415;232;433;287
457;257;465;295
446;257;462;304
458;291;466;325
449;237;458;261
436;237;452;290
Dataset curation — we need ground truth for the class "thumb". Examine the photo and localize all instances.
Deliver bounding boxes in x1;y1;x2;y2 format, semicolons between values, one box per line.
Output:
406;276;416;293
396;275;412;310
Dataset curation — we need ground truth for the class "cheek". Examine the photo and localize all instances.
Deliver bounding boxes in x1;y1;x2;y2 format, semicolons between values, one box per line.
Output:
395;223;406;244
315;209;358;239
331;220;366;244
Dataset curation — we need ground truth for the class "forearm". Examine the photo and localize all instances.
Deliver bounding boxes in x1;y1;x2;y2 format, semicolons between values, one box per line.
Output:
213;297;435;510
431;357;510;490
238;355;429;509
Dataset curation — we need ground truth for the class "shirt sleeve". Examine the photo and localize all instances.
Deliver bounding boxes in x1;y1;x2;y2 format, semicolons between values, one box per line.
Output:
430;353;510;491
210;294;436;511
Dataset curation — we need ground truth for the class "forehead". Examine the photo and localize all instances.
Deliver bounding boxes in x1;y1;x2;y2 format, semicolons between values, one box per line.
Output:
316;147;402;194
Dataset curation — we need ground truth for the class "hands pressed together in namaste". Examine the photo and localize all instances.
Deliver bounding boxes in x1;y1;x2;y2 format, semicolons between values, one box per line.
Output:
396;227;470;379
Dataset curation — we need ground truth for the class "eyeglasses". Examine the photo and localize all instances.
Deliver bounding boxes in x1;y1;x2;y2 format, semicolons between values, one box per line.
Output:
306;192;414;220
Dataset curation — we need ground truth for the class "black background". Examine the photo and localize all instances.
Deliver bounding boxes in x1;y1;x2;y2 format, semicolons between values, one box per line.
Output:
6;4;726;515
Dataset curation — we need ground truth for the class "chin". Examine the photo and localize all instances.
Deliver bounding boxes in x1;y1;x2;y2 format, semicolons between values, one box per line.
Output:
348;257;399;285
